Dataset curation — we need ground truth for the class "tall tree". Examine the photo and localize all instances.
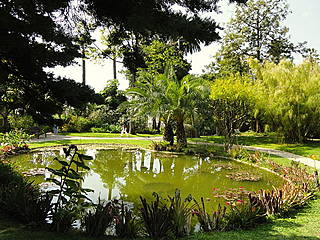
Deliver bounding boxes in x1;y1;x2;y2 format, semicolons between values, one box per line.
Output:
86;0;247;83
208;0;304;76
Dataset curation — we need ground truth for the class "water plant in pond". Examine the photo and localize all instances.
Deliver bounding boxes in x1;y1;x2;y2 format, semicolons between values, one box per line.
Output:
115;201;141;239
226;171;262;182
140;193;173;239
46;145;93;231
169;190;194;237
223;197;266;230
193;197;227;232
82;199;118;237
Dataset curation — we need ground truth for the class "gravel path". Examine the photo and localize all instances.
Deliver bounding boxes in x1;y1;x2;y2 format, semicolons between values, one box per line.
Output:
30;134;320;169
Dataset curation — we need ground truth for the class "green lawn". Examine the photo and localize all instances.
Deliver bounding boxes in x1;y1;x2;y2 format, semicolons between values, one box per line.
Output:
190;135;320;159
59;132;162;138
186;195;320;240
29;139;153;149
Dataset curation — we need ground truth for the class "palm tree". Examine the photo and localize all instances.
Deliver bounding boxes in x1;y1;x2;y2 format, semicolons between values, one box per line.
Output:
126;65;208;147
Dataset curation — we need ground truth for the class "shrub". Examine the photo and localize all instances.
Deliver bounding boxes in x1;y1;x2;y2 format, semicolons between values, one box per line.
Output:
0;162;52;225
8;114;34;131
224;199;266;230
184;124;199;138
249;183;314;217
0;130;31;150
150;141;170;151
51;205;79;232
62;116;94;132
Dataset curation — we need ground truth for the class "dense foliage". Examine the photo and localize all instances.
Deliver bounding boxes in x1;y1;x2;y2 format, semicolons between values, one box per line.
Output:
252;60;320;142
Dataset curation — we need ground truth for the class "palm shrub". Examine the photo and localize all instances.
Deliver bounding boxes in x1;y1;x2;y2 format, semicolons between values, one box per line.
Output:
126;65;210;147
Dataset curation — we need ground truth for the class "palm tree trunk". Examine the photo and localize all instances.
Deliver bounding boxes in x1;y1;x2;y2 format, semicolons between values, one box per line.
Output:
163;122;174;145
176;118;187;147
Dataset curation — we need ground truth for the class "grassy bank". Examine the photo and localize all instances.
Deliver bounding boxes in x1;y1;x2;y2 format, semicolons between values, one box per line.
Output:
59;132;162;138
29;139;153;149
191;135;320;158
186;195;320;240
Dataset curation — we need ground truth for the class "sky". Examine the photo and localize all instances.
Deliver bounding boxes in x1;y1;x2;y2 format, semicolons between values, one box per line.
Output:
52;0;320;92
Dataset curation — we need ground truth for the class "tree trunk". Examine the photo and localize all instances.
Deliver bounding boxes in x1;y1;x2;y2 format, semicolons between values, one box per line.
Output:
0;112;10;133
176;118;187;147
156;118;161;132
82;46;86;85
163;122;174;145
113;57;117;79
152;117;157;130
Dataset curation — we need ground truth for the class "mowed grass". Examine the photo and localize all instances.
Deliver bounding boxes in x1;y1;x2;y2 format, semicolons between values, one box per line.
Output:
59;132;162;138
29;139;153;149
190;135;320;159
186;195;320;240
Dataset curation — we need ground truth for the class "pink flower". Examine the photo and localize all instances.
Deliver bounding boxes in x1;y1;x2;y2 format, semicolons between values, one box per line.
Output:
236;199;243;205
226;201;231;206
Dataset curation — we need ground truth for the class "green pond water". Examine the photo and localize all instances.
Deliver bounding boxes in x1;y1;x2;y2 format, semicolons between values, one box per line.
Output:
9;148;284;208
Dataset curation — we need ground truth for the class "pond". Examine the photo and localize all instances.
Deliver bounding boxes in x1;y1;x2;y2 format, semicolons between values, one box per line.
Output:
9;148;284;209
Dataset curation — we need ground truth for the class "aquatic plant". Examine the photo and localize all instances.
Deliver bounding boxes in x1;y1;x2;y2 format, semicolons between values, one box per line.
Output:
115;201;141;238
140;193;173;239
82;199;118;237
169;190;194;237
46;145;93;232
193;197;227;232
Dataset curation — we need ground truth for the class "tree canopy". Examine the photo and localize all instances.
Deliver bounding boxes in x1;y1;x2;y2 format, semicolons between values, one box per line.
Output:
207;0;306;76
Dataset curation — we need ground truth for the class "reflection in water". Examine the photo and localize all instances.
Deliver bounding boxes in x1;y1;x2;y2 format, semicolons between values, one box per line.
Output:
10;149;284;209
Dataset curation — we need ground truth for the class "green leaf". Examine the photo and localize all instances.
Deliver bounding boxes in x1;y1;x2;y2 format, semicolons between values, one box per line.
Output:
78;154;93;160
73;161;90;170
58;160;69;166
81;188;94;193
46;178;61;185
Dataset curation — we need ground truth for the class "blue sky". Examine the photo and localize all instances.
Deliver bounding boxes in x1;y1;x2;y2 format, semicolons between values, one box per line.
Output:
53;0;320;92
